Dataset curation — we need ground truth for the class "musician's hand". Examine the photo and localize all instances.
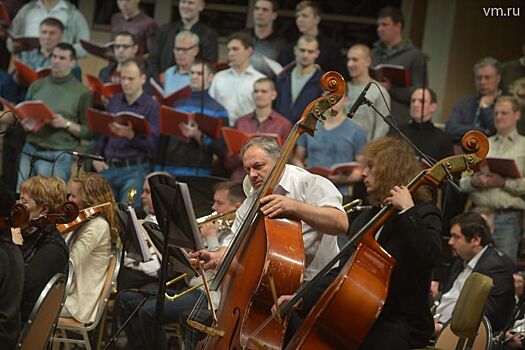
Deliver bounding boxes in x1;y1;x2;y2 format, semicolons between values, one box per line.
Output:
179;121;202;143
260;194;300;219
384;185;414;211
93;160;109;172
11;227;23;245
506;331;524;348
271;295;302;314
434;321;443;337
50;114;68;128
200;221;219;238
188;249;224;271
109;121;135;139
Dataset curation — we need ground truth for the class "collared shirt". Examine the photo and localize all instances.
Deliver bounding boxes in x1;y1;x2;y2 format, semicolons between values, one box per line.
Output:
233;110;292;142
21;0;69;37
110;11;158;53
100;92;160;160
162;66;190;94
460;130;525;210
209;65;266;125
227;164;344;281
18;47;51;70
436;246;488;323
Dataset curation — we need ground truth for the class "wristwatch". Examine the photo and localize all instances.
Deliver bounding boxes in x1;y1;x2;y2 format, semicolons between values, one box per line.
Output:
64;121;72;129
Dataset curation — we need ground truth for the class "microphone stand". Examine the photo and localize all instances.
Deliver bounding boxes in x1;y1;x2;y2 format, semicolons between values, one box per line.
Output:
356;96;463;194
75;157;86;176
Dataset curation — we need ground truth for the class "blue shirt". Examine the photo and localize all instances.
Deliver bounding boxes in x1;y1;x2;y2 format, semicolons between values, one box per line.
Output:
163;66;190;94
98;92;160;160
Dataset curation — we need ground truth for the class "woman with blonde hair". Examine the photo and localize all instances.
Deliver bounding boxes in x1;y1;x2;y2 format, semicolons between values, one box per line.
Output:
62;172;118;323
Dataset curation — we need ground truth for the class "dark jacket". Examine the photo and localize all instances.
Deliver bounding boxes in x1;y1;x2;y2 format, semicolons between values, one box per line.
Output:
442;246;515;332
275;65;323;124
20;224;68;323
147;21;218;79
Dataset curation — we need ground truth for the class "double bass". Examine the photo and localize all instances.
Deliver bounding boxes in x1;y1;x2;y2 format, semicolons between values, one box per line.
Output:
284;130;489;349
189;72;346;349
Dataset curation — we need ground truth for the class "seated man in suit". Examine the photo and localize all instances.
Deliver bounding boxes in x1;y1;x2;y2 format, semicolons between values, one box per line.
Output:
435;211;515;334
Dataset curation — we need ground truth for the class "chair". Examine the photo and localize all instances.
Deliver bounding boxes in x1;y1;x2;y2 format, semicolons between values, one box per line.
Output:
17;273;68;350
432;272;494;350
50;249;121;350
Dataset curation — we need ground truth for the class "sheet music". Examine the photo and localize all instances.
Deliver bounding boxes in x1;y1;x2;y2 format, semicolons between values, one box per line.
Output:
179;183;205;250
128;207;153;261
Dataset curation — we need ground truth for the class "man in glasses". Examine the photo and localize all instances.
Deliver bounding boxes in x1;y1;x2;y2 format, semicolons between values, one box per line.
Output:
161;31;199;94
99;31;139;84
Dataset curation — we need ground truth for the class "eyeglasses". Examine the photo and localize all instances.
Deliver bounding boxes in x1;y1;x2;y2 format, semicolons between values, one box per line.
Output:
113;44;134;50
174;46;196;53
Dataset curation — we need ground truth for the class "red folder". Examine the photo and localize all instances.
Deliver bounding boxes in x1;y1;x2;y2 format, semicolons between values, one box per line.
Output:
86;108;152;137
12;60;51;86
0;97;54;132
85;74;122;105
159;106;223;141
483;157;521;178
222;127;282;155
149;78;191;106
372;64;411;87
307;162;360;177
0;28;39;52
80;39;113;60
0;3;10;26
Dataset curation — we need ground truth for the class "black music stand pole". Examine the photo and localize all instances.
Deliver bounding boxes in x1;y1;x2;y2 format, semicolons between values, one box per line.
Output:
152;218;170;350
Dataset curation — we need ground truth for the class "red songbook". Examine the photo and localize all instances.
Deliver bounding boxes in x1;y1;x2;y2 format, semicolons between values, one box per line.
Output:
482;157;521;178
80;39;113;60
222;127;282;155
0;3;10;26
159;106;223;141
12;60;51;86
86;108;152;137
85;74;122;105
307;162;360;177
372;64;411;87
213;61;230;73
0;28;39;52
0;97;54;132
149;77;191;106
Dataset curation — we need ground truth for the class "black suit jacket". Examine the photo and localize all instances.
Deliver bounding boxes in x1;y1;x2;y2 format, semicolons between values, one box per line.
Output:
443;246;515;332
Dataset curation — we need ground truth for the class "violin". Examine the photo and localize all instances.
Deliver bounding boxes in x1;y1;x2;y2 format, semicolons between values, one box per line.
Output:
25;201;79;229
57;202;112;235
0;203;30;229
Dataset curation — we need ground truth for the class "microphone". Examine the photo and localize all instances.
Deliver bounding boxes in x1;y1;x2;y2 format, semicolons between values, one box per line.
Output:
347;81;372;118
67;151;105;161
22;151;55;163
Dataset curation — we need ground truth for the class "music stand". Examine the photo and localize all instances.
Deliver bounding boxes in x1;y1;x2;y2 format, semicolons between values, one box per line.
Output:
176;175;228;218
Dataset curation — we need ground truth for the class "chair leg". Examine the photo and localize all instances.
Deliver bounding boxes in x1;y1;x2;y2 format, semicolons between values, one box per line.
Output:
96;308;109;349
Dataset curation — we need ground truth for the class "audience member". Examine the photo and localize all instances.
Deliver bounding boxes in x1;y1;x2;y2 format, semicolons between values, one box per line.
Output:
147;0;218;79
388;88;454;162
117;180;244;350
275;34;323;123
459;96;525;261
62;173;116;324
227;77;292;181
280;1;344;75
162;30;199;93
435;212;514;334
500;44;525;134
13;43;92;186
8;0;90;57
156;60;227;177
293;94;367;196
346;44;390;141
111;0;158;54
209;31;265;125
245;0;287;80
15;176;68;322
0;180;24;348
445;57;501;144
372;6;427;125
93;58;160;206
99;31;139;84
1;17;65;191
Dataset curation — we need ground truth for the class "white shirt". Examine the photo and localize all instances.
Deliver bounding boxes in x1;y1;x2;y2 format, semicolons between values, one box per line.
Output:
22;0;70;36
209;65;266;125
435;246;488;323
227;164;344;281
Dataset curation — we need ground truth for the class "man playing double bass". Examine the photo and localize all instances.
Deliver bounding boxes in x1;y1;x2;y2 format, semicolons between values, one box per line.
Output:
284;136;443;349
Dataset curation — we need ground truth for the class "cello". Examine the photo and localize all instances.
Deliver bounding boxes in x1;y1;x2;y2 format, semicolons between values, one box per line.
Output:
283;130;489;349
190;72;346;349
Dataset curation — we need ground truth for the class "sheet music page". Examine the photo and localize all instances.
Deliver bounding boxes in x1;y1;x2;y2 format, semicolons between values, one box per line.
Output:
128;207;153;261
179;183;205;250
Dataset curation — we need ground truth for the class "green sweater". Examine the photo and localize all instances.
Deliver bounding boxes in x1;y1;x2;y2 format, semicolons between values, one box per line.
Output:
26;74;93;151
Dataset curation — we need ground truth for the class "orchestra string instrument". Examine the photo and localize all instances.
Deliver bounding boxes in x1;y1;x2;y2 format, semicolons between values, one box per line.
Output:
0;203;30;229
342;199;373;213
189;72;346;349
280;130;489;349
25;201;79;228
57;202;112;235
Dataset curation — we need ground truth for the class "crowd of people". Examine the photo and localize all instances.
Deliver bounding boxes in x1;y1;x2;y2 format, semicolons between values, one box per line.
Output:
0;0;524;349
